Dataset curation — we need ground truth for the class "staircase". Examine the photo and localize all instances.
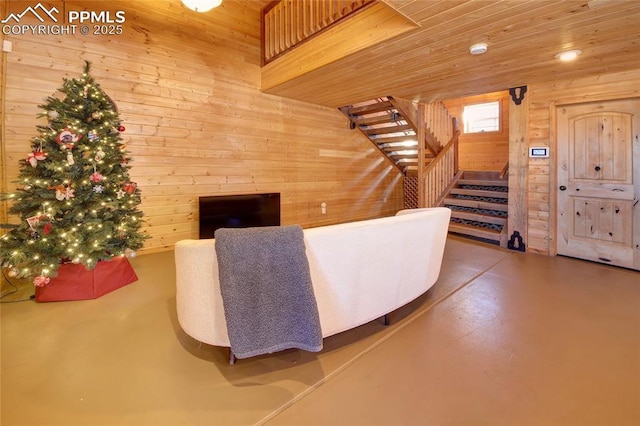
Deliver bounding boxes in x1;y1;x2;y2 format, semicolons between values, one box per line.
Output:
443;171;508;246
340;97;509;247
339;96;438;175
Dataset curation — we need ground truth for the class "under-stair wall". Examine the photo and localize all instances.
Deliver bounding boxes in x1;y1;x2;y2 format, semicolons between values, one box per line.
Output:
404;175;419;209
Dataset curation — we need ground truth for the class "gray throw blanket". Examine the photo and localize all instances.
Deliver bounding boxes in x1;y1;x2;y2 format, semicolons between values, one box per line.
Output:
214;225;323;359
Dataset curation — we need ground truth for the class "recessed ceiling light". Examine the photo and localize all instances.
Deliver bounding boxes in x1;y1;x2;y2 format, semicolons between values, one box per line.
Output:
469;43;488;55
555;49;582;61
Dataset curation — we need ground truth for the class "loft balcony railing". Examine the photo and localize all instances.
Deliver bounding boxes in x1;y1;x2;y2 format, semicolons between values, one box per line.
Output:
262;0;375;65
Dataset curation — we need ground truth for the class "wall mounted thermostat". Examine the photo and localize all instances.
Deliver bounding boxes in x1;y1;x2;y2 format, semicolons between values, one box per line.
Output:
529;147;549;158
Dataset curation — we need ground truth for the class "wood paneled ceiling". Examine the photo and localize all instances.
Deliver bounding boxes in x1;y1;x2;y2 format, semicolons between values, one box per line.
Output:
104;0;639;107
261;0;640;107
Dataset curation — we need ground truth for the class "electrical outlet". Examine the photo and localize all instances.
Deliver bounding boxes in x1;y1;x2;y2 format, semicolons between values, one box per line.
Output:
2;40;13;53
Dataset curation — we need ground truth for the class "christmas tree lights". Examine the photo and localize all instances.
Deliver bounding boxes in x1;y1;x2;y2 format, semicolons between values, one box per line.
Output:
0;62;148;286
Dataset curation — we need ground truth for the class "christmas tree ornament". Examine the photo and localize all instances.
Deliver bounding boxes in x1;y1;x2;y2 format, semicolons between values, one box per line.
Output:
92;111;101;120
88;130;100;142
66;151;75;165
26;150;47;167
56;128;82;149
90;172;104;183
42;223;53;235
64;186;76;199
122;182;137;195
93;185;105;194
50;184;75;201
48;110;59;120
33;276;51;287
118;125;126;132
116;189;126;199
95;149;105;161
26;214;48;231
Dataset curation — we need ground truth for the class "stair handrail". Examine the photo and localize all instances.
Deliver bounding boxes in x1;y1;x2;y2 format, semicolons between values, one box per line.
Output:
499;161;509;179
422;118;460;207
262;0;376;65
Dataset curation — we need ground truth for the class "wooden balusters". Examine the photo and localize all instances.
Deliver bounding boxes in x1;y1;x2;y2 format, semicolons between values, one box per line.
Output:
262;0;375;65
420;115;460;208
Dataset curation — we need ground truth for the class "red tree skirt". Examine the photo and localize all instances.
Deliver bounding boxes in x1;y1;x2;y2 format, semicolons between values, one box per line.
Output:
35;257;138;302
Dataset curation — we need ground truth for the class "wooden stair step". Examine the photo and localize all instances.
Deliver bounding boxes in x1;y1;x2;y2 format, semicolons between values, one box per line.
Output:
379;145;418;154
348;101;394;115
450;188;509;198
460;171;504;180
396;158;417;164
450;210;507;226
351;113;400;126
372;135;418;144
378;142;419;150
458;178;508;187
449;223;502;242
444;197;508;212
389;153;418;160
365;124;413;136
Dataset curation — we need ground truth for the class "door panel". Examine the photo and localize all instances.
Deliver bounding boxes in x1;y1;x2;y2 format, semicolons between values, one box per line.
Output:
557;99;639;270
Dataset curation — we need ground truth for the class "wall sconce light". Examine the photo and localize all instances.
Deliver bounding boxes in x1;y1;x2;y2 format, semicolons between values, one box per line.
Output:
181;0;222;12
555;49;582;61
469;43;488;55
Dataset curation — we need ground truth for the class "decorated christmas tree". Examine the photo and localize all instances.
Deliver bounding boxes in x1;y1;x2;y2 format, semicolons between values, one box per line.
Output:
0;62;147;287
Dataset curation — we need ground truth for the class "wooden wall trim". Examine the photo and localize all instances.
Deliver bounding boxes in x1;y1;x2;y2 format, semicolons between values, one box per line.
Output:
417;103;426;207
508;87;528;249
548;102;558;256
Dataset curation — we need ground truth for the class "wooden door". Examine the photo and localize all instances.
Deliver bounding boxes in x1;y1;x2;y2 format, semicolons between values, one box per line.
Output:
557;99;639;270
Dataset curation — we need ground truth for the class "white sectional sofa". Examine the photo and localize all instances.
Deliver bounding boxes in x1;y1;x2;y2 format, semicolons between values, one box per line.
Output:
174;207;451;351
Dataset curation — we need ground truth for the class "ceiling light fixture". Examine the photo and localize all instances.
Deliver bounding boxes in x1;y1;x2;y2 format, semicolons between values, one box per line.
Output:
181;0;222;12
555;49;582;61
469;43;488;55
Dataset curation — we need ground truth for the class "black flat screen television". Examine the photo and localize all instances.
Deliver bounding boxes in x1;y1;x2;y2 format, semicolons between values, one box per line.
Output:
198;193;281;239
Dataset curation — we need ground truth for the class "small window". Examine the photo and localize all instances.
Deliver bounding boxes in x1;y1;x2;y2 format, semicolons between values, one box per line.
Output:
463;101;500;133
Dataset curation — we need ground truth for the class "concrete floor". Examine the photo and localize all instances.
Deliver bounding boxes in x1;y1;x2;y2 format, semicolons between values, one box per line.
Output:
1;236;639;425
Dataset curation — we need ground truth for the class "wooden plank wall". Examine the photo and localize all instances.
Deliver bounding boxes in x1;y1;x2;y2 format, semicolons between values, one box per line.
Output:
443;91;509;172
0;0;404;254
527;69;640;255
